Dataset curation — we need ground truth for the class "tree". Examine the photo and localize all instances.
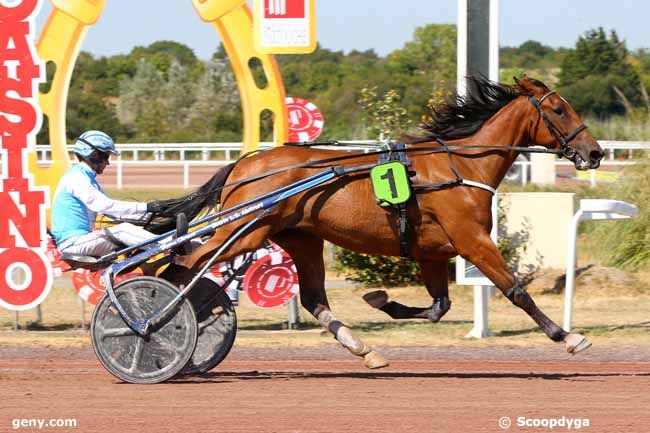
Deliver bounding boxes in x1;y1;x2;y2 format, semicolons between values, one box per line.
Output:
117;59;167;140
66;89;126;140
357;87;411;141
187;59;242;141
162;60;196;131
559;28;641;117
130;40;200;76
386;24;456;121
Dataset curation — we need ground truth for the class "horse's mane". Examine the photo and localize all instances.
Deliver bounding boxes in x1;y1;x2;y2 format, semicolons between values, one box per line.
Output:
412;76;544;143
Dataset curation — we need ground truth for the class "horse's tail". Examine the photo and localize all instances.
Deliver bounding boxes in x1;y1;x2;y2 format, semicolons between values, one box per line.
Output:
147;162;237;234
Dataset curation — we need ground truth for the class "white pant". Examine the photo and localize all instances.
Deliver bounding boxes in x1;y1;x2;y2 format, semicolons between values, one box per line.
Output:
59;223;157;257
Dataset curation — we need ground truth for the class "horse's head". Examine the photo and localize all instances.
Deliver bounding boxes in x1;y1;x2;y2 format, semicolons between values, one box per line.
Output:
515;76;604;170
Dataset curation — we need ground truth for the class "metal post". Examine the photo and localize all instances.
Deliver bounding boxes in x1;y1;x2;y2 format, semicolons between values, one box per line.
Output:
117;161;123;190
183;162;190;189
563;210;581;332
465;285;492;338
522;162;528;186
14;311;19;330
80;299;86;329
287;296;299;329
35;305;42;324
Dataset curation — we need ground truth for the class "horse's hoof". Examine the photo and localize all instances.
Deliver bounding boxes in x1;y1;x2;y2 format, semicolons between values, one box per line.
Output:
364;350;389;369
565;333;592;355
362;290;389;309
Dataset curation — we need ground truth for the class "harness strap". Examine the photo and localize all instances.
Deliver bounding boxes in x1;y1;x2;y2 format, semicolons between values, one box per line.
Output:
378;143;412;258
461;179;497;195
398;204;409;257
412;178;495;195
166;143;560;210
436;137;463;184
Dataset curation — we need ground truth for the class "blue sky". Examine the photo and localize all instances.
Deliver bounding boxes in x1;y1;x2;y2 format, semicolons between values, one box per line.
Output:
36;0;649;59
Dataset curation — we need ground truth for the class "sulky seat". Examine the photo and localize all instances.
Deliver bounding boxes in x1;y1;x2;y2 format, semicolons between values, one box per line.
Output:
60;253;111;272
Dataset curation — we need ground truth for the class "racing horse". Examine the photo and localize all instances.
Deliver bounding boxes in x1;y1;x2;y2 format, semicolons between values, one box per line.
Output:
154;76;604;368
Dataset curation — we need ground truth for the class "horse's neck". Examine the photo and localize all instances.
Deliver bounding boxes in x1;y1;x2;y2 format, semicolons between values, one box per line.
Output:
455;98;531;187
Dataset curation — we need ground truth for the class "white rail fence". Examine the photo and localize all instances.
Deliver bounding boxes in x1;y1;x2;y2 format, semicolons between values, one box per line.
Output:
8;140;650;189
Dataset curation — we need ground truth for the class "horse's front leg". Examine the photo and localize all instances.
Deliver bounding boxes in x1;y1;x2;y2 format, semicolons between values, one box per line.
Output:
272;230;388;369
363;259;451;322
457;230;591;354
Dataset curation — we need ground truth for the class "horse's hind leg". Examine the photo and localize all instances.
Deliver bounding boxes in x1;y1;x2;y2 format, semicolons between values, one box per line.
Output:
363;259;451;322
272;230;389;369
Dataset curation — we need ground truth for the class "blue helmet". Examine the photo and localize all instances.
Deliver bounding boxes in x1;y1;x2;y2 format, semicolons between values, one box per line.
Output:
72;130;119;158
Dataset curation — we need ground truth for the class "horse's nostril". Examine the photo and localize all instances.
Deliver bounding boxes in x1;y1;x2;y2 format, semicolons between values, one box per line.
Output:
590;150;604;163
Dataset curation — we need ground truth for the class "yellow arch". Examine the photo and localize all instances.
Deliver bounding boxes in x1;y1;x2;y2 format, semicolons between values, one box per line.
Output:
31;0;288;221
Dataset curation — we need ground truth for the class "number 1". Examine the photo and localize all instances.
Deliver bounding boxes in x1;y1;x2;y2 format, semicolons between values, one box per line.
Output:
380;168;398;198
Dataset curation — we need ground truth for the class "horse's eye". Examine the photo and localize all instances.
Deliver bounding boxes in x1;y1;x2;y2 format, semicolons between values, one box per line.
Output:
553;106;564;116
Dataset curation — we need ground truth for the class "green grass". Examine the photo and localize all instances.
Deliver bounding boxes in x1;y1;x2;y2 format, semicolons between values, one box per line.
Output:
587;115;650;141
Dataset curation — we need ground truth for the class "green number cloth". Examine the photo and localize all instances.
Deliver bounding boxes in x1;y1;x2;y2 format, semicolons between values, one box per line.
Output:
370;161;411;207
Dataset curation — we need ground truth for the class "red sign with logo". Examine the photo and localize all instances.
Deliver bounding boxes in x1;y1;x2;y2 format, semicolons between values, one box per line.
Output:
0;0;52;311
264;0;305;18
243;247;299;308
286;97;324;142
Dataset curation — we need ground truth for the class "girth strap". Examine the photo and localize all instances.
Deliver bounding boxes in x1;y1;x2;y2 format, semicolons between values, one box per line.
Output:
397;204;409;258
379;143;411;258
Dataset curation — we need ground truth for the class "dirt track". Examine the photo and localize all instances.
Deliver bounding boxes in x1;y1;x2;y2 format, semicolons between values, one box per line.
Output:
1;345;649;433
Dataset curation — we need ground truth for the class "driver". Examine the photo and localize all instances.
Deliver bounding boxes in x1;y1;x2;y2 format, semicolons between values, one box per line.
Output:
51;130;166;257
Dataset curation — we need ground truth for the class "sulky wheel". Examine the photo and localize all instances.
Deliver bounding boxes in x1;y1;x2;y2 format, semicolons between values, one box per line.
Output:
181;278;237;376
90;276;198;384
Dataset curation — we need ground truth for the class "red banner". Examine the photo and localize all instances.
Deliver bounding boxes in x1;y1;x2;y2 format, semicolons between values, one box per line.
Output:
0;0;52;311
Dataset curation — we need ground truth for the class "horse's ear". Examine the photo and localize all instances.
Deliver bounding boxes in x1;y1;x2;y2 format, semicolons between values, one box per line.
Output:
514;75;535;95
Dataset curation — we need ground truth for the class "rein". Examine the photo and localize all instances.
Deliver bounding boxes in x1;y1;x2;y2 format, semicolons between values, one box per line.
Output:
158;91;586;215
159;142;560;214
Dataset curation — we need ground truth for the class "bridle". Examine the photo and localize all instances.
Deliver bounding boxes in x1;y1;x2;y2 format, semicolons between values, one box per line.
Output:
527;91;588;160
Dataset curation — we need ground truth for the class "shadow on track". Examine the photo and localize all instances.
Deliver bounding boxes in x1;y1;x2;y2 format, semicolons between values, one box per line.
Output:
168;370;650;385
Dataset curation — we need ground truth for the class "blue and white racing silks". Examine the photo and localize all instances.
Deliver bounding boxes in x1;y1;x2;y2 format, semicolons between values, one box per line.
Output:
51;163;148;246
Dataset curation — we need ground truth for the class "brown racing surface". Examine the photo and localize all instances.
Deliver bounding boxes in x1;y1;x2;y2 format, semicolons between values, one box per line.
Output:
1;345;649;433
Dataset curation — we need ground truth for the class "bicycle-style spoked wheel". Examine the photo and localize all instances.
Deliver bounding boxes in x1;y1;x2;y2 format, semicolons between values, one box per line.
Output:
91;277;198;384
181;278;237;376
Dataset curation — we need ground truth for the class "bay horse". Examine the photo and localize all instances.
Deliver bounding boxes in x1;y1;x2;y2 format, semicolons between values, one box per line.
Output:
154;76;604;369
